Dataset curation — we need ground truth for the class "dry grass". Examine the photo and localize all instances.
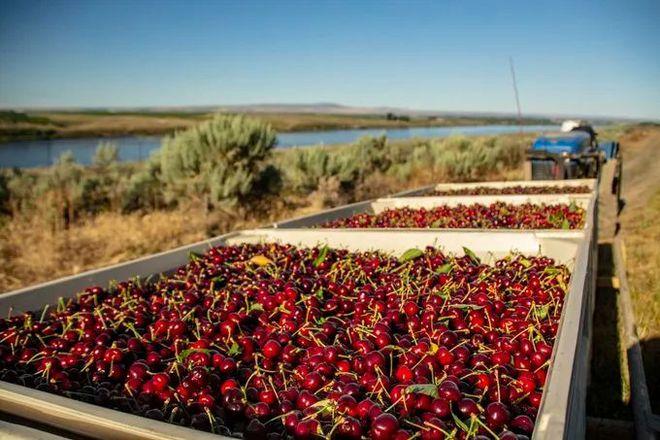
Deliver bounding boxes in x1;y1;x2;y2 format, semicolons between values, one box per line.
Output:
613;126;660;414
0;209;207;291
616;127;660;341
0;206;279;292
621;187;660;415
624;189;660;340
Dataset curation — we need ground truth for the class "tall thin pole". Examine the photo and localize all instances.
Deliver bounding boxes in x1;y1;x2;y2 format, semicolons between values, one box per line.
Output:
509;57;522;132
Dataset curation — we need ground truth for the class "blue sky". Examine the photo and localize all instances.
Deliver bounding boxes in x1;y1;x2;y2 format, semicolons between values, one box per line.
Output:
1;0;659;119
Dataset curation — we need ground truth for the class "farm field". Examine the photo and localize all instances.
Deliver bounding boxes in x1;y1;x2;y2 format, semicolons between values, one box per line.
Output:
0;109;553;143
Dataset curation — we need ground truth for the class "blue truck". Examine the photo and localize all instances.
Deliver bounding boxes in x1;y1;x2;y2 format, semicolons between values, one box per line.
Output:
527;121;620;186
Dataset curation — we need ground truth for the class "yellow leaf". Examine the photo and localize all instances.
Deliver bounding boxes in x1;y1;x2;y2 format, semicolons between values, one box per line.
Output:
250;255;274;266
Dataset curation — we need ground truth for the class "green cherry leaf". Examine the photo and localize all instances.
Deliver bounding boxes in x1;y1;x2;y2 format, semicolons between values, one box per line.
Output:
405;384;439;398
462;247;480;265
313;245;329;267
435;263;453;274
399;248;424;263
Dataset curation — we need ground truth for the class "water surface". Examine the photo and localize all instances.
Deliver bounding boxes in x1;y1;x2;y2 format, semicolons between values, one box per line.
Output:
0;124;555;168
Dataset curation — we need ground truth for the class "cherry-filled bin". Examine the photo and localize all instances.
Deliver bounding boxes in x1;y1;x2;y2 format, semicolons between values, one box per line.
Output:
0;228;594;440
388;179;597;198
272;194;596;235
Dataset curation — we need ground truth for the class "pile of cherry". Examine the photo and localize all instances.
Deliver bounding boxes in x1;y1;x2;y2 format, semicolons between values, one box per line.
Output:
0;243;570;439
320;202;585;230
425;185;591;196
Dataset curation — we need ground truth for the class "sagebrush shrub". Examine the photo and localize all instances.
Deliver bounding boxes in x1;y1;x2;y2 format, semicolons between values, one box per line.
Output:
160;114;277;207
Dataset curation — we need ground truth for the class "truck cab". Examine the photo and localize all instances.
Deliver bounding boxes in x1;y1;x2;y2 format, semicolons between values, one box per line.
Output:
527;121;603;180
529;132;598;179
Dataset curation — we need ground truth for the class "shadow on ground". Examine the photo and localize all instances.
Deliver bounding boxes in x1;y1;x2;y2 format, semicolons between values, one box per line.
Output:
587;244;632;418
640;337;660;415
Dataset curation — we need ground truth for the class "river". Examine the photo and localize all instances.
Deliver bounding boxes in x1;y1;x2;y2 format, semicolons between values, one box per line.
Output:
0;124;555;168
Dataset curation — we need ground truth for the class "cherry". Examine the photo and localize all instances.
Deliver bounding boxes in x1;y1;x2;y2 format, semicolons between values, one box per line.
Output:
262;339;282;359
357;399;378;418
244;419;267;440
457;398;480;417
370;413;399;440
403;301;419;317
438;381;461;402
430;398;451;418
302;371;323;392
429;184;591;196
393;430;412;440
294;419;319;439
128;362;149;381
511;414;535;434
395;365;414;383
321;202;585;230
151;373;169;391
485;402;510;428
420;417;447;440
337;416;362;439
499;431;518;440
435;346;455;366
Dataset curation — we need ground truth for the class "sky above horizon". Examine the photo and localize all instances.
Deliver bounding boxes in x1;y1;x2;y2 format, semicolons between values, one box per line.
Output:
1;0;659;119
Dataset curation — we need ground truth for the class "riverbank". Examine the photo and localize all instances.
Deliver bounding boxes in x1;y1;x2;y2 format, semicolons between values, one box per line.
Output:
0;123;555;168
0;109;554;143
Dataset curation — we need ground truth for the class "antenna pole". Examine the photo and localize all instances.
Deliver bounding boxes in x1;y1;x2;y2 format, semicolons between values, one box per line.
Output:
509;57;522;132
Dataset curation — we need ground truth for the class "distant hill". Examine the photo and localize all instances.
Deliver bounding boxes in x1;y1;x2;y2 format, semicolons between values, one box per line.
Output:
3;102;647;125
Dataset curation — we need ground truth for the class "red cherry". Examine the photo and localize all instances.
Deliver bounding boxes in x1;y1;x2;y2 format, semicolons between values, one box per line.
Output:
151;373;169;391
485;402;510;428
435;346;455;366
395;365;413;383
370;413;399;440
511;414;535;433
430;398;451;418
262;339;282;359
403;301;419;317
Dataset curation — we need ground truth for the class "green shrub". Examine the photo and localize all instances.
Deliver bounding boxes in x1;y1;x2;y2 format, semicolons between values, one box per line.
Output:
159;114;277;208
429;135;528;181
281;147;359;193
93;142;120;168
120;153;166;213
345;135;390;179
41;152;85;228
